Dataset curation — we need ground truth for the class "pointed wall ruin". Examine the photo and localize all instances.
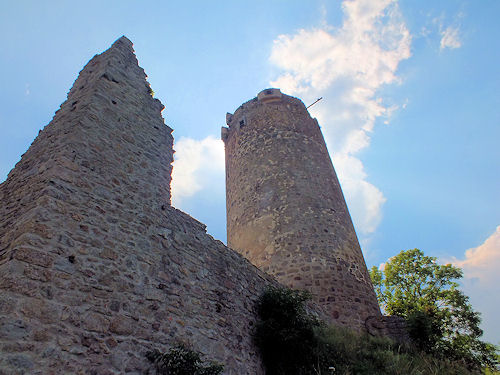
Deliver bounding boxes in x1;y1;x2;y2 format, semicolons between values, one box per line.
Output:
0;37;274;375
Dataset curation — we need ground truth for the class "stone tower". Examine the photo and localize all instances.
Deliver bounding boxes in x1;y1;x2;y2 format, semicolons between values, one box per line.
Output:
222;88;381;328
0;37;274;374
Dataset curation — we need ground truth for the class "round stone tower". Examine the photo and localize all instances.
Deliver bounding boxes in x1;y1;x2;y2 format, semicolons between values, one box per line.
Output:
222;88;381;328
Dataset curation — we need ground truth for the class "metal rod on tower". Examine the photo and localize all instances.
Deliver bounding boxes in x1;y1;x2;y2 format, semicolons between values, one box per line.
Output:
306;97;323;109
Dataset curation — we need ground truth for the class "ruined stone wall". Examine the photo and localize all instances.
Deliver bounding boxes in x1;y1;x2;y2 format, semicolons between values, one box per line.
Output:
223;89;381;329
0;37;274;375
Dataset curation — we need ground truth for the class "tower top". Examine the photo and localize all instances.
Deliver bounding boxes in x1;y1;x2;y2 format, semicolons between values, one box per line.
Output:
221;88;311;142
257;88;282;103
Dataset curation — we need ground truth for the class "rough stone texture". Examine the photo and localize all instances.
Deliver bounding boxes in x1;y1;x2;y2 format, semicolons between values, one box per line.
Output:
365;315;410;344
223;89;381;329
0;37;275;375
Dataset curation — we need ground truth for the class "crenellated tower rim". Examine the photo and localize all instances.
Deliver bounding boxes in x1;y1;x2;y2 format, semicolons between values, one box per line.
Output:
222;88;327;152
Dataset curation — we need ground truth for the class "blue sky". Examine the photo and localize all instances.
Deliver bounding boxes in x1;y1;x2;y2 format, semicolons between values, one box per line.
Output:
1;1;498;343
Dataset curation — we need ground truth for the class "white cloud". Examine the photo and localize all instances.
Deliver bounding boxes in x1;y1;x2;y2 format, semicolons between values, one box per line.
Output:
453;226;500;284
440;26;461;50
450;227;500;343
333;153;386;234
430;12;463;51
269;0;411;236
171;136;224;207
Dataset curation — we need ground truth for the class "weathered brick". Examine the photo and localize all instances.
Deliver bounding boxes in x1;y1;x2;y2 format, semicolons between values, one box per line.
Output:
13;248;54;268
109;316;135;335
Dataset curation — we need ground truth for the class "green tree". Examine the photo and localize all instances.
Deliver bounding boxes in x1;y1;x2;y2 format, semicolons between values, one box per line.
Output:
254;287;320;374
370;248;498;371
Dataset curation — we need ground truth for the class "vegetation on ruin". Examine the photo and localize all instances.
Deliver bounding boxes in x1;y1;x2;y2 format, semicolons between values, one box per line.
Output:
254;287;320;373
254;286;496;375
146;83;155;97
370;248;498;372
146;344;223;375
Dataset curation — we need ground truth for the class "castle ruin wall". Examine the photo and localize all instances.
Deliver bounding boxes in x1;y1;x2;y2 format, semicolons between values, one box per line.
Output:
0;37;274;375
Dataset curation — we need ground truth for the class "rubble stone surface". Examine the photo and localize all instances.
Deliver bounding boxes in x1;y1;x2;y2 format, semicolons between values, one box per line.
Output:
0;37;274;375
223;89;382;328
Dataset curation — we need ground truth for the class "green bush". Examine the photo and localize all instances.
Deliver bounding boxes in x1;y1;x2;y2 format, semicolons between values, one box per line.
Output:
254;287;321;374
146;344;223;375
254;286;485;375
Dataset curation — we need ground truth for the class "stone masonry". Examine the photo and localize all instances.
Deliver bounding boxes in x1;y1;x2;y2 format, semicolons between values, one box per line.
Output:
0;37;276;374
222;89;382;329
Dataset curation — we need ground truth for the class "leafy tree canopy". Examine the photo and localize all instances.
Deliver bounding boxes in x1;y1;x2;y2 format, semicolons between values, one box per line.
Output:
370;248;498;371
